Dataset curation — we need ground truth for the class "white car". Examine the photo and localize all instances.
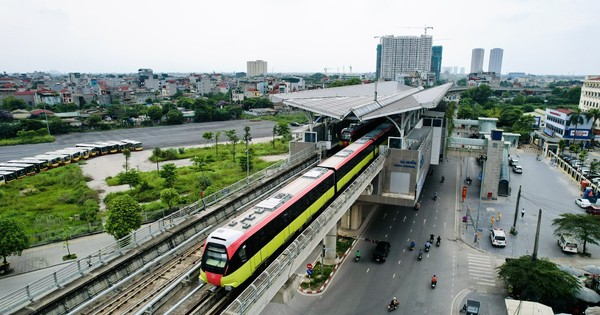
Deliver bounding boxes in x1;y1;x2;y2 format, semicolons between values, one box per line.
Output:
576;198;592;208
512;165;523;174
490;228;507;247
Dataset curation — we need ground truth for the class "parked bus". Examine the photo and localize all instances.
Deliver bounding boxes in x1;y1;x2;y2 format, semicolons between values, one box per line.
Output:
32;155;62;168
0;166;27;179
106;140;131;152
38;154;66;166
0;163;36;176
45;152;72;165
53;149;82;162
14;158;49;172
6;160;44;173
95;142;118;154
121;139;143;151
75;144;102;157
0;170;17;184
60;147;90;160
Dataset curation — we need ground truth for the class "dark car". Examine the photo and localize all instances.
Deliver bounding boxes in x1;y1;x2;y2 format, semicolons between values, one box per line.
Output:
372;241;391;262
587;205;600;215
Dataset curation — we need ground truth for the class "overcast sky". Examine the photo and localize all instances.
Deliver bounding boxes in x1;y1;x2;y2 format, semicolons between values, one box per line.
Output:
1;0;598;75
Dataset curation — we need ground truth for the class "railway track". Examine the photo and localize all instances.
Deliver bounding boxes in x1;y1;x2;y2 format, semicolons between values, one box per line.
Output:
83;239;205;315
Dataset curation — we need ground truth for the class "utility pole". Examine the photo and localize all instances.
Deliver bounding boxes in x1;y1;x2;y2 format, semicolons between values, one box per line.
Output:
510;185;521;235
532;209;542;260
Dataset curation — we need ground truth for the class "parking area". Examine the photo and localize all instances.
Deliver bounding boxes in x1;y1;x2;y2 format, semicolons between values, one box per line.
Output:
463;147;597;258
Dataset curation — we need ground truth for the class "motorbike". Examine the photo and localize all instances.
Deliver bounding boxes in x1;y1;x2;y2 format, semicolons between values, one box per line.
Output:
436;238;441;247
418;251;423;260
388;302;399;311
414;202;421;210
433;194;437;201
429;234;435;243
354;256;360;262
409;242;416;250
441;176;445;183
424;244;430;253
431;280;437;289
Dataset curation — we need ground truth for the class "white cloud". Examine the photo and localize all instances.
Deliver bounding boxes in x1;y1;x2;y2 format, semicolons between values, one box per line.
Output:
0;0;598;75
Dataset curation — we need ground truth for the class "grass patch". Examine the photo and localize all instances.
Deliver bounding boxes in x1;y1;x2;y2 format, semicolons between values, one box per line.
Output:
336;236;354;257
0;135;55;146
299;262;334;290
0;164;101;244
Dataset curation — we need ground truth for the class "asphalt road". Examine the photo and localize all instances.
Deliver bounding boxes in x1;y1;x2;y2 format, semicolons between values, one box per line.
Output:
0;119;277;162
263;157;508;314
461;149;596;258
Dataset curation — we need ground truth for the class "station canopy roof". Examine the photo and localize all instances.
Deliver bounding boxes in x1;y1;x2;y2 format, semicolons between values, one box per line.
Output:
271;81;452;121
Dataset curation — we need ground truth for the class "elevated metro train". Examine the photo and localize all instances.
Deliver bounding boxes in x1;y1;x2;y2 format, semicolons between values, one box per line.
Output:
200;121;394;289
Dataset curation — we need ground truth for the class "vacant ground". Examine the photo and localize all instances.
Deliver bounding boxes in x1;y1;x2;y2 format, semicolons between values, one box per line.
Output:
79;137;286;209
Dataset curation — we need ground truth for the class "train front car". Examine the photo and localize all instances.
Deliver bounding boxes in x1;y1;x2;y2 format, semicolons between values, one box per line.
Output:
200;167;335;290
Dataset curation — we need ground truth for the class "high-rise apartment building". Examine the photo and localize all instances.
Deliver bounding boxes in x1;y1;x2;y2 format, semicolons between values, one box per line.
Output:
431;46;443;82
488;48;504;74
377;35;433;81
579;75;600;111
246;60;268;77
470;48;485;73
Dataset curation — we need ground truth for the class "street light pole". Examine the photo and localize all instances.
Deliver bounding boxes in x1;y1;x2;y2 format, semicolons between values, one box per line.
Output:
475;155;487;243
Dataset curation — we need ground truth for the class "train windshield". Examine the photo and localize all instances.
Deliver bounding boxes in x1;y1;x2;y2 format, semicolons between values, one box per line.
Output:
341;129;352;140
204;243;228;270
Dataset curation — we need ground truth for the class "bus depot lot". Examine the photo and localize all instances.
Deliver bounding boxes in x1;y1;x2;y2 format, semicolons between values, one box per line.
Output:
470;150;597;258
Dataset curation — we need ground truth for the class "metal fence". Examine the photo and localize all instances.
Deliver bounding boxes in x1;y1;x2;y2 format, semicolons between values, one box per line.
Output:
0;145;317;315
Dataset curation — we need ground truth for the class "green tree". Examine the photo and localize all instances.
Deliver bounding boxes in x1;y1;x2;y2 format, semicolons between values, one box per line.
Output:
214;131;221;156
239;152;254;172
105;194;143;240
123;149;131;172
0;218;30;267
147;105;163;123
121;169;141;187
159;163;177;188
567;86;582;104
198;175;212;194
165;109;184;125
568;108;590;147
497;256;579;304
1;96;27;111
558;139;567;155
587;108;600;145
552;213;600;255
275;122;291;141
86;114;102;128
202;131;214;146
160;188;180;213
225;129;240;161
192;155;210;174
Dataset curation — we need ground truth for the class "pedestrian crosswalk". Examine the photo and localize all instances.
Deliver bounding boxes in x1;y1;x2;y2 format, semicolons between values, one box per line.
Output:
467;254;497;287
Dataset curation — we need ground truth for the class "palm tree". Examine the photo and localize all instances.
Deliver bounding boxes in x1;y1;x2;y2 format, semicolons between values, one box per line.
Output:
587;108;600;147
568;109;592;148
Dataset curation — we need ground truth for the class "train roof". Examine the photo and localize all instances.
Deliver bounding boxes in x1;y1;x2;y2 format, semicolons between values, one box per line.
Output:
208;167;333;246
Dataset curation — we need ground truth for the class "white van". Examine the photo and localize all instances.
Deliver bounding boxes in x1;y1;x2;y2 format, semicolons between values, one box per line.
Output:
558;233;578;253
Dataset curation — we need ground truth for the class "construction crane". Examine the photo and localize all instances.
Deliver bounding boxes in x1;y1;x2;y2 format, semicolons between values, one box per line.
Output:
398;25;434;35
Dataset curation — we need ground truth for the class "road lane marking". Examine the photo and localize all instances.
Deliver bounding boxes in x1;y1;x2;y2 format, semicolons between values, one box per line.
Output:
366;268;370;273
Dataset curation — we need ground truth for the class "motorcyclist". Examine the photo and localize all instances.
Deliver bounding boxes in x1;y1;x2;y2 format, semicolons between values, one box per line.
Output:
409;240;416;249
430;234;435;243
355;250;361;259
425;241;431;249
418;249;423;258
433;192;438;200
441;176;445;182
432;274;438;284
437;236;441;244
390;297;399;307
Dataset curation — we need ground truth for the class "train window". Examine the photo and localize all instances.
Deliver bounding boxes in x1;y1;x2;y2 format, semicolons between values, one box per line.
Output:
239;245;248;262
204;244;227;268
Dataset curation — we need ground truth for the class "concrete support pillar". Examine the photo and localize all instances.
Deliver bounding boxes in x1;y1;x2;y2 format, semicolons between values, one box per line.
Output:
323;226;337;265
340;203;364;231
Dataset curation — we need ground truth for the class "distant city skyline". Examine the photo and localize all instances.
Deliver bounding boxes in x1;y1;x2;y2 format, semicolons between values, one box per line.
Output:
1;0;598;75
